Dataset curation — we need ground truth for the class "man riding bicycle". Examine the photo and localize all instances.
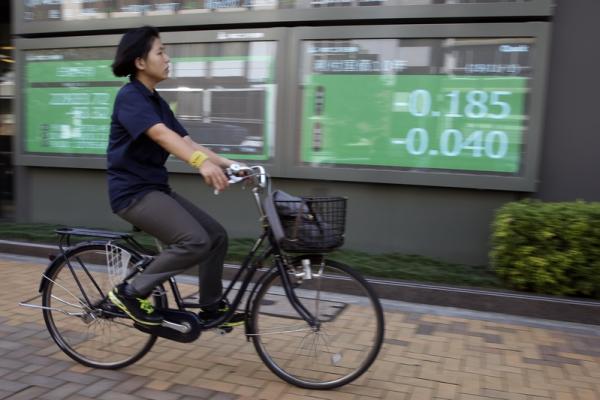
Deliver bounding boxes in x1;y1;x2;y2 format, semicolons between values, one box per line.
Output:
106;25;243;327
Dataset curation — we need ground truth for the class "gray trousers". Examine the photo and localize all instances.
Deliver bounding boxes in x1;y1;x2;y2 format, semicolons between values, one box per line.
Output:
117;190;227;307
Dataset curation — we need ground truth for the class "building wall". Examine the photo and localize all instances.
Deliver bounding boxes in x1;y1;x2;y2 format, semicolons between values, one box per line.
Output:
14;0;600;266
20;167;517;264
536;0;600;202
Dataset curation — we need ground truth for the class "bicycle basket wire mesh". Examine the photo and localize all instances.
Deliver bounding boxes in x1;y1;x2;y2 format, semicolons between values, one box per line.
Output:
106;243;131;287
274;192;347;252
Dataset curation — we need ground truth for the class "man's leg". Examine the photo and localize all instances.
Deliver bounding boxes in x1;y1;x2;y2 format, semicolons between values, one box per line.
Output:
169;192;228;308
117;191;213;297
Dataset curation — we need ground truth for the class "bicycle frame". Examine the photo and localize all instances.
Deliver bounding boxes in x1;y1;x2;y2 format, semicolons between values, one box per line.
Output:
165;183;321;331
25;169;322;333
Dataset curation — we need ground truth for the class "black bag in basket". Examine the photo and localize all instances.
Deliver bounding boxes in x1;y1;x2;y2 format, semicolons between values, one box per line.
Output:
273;190;346;252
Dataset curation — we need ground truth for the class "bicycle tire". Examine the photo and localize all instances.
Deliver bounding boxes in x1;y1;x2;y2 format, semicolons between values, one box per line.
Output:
249;258;384;389
41;243;165;369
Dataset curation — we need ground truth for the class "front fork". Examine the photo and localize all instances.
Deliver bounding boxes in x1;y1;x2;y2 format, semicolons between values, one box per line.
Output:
277;256;324;330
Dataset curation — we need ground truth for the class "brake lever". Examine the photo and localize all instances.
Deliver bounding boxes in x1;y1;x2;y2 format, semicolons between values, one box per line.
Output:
214;164;246;195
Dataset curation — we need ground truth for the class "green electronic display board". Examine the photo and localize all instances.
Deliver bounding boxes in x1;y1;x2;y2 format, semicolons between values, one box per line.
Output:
24;48;124;155
299;38;534;175
24;43;277;160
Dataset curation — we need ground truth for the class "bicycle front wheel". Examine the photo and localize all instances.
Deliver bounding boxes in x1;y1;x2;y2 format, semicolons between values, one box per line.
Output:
249;258;384;389
42;243;164;369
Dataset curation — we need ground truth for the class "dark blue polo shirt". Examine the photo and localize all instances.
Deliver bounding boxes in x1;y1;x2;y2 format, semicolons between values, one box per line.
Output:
107;77;188;213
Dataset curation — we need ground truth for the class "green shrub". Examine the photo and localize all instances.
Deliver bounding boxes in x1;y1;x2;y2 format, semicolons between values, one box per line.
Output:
490;199;600;298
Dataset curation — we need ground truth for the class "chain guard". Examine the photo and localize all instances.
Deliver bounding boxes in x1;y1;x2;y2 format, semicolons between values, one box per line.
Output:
134;309;201;343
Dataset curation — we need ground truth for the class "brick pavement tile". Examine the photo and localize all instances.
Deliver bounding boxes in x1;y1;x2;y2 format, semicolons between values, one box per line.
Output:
0;372;28;381
256;381;288;400
53;371;101;385
77;378;119;397
231;385;258;398
338;383;385;398
2;386;48;400
575;388;600;400
410;386;434;400
435;383;458;399
128;365;159;377
170;383;217;398
135;388;182;400
112;376;151;394
90;368;136;381
4;344;40;359
150;371;178;383
0;340;23;351
0;360;25;371
382;391;408;400
178;397;212;400
146;380;174;391
35;360;73;377
68;364;92;374
207;393;237;400
97;391;146;400
555;393;577;400
222;374;264;388
17;374;63;389
0;378;29;393
40;382;86;400
20;355;54;367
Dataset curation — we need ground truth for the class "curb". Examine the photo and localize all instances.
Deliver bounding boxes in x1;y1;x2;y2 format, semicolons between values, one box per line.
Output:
2;239;599;326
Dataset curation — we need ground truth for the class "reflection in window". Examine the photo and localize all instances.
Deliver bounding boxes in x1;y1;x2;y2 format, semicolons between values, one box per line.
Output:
157;41;277;160
298;38;535;175
23;0;535;21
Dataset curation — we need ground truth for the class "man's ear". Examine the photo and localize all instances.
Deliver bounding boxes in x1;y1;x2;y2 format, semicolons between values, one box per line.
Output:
134;57;145;71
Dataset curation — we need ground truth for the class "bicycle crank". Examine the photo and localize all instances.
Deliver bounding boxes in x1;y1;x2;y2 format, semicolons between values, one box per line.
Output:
134;309;202;343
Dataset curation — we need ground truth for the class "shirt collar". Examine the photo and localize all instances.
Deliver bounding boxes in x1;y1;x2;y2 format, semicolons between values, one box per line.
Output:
130;76;160;99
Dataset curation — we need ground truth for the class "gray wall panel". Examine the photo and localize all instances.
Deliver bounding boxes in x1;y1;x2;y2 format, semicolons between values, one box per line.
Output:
536;0;600;201
25;167;517;265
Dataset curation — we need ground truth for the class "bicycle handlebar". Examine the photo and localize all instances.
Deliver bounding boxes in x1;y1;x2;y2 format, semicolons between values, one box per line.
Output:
214;164;267;195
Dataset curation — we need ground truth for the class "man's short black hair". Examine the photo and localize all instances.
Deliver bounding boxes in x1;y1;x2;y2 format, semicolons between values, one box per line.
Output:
112;26;160;77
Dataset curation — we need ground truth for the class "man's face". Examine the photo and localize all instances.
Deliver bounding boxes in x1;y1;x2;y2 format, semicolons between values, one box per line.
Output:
137;37;170;84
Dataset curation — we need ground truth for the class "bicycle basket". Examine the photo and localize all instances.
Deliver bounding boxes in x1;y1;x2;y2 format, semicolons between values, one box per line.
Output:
274;193;346;253
106;243;131;287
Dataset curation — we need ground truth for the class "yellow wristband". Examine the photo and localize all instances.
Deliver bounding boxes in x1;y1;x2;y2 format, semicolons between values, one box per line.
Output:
189;151;208;168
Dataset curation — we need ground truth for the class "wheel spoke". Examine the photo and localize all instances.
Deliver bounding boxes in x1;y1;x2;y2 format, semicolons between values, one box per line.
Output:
250;260;384;389
42;245;159;369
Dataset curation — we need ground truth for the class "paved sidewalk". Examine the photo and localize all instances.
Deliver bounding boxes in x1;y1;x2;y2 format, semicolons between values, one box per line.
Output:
1;254;599;400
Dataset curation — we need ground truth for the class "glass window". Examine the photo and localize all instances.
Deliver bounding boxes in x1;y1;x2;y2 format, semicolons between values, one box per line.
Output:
23;41;277;160
157;41;277;160
23;0;536;21
298;37;534;175
24;47;124;154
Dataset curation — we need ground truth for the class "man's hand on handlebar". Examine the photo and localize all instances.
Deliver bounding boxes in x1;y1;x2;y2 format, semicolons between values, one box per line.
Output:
199;160;229;192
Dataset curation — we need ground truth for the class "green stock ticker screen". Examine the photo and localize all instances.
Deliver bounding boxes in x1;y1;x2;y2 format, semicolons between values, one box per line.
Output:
300;38;534;175
24;44;277;160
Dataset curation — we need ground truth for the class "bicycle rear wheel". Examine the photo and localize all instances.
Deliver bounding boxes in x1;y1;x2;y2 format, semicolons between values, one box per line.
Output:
249;258;384;389
41;243;165;369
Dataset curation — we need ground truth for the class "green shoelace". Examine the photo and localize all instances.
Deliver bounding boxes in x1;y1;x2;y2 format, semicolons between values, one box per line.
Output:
137;298;155;315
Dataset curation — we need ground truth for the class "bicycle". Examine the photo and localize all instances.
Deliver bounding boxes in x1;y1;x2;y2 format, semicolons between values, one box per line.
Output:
20;165;385;390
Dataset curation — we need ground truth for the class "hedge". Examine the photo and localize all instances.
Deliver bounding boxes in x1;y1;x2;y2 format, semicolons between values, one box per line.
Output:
490;199;600;298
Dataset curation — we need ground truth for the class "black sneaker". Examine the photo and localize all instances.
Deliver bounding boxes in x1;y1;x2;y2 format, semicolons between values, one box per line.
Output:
108;283;163;326
198;300;245;328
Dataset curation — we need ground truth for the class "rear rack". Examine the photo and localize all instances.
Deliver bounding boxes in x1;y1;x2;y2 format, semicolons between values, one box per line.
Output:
55;227;151;255
55;227;133;240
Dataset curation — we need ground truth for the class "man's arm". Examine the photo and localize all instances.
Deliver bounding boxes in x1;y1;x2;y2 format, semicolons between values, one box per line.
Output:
146;123;229;191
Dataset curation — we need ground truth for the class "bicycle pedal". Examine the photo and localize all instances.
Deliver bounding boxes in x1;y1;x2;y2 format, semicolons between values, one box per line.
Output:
214;326;233;335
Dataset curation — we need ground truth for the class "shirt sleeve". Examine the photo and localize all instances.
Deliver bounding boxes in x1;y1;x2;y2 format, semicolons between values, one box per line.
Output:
167;107;189;138
116;91;163;140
